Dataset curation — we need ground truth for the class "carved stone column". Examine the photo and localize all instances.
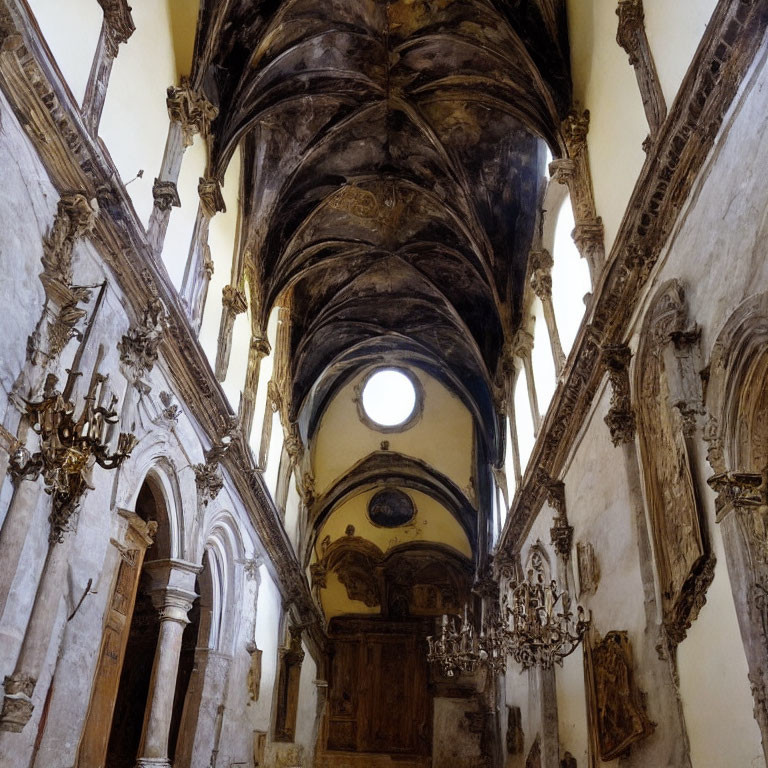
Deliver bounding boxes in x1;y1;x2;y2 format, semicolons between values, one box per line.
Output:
601;344;693;768
136;560;201;768
550;111;604;287
529;663;560;768
616;0;667;142
512;329;541;434
179;178;226;334
146;81;218;257
706;469;768;762
530;249;566;376
0;528;74;733
543;477;574;591
240;335;271;441
214;285;248;382
82;0;135;132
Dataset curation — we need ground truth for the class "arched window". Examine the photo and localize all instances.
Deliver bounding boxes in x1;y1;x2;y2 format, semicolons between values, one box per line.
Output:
514;369;535;473
551;196;591;356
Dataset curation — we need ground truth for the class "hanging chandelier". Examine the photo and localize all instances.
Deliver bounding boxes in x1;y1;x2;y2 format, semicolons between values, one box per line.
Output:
10;371;137;543
427;605;505;677
426;571;589;675
501;569;590;670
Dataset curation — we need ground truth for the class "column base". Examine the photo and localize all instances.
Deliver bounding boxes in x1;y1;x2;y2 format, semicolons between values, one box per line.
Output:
135;759;172;768
0;673;35;732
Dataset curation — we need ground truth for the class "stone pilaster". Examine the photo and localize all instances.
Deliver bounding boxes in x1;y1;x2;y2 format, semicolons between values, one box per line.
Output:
616;0;667;142
530;249;566;375
214;285;248;382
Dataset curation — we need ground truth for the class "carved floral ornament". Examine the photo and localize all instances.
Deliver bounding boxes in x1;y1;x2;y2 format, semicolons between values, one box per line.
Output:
118;298;167;383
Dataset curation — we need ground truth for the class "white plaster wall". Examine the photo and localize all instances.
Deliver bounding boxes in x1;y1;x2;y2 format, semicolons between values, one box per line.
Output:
162;134;207;290
199;147;242;368
644;0;718;108
250;566;283;731
26;0;102;105
99;0;178;227
294;641;319;758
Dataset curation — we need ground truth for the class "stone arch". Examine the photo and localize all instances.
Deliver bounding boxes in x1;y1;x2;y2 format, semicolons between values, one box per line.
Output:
704;291;768;760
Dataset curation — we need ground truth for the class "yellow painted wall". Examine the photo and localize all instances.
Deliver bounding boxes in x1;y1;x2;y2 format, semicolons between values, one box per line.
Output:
312;487;472;620
167;0;200;79
312;368;475;496
27;0;102;105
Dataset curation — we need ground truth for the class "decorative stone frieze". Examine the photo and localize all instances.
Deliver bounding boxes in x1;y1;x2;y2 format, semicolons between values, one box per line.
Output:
616;0;667;139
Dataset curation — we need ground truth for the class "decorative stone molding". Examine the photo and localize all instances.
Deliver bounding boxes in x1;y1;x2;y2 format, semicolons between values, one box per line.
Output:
166;77;218;147
34;192;99;361
616;0;667;139
152;178;181;212
198;177;226;217
193;460;224;505
97;0;135;58
602;344;636;446
118;298;167;383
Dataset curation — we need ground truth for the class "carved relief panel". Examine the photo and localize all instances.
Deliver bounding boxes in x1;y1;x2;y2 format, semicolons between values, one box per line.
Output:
584;631;654;761
635;281;713;644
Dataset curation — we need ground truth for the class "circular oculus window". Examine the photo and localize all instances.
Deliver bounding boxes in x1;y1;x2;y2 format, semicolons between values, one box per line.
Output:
361;368;418;428
368;489;416;528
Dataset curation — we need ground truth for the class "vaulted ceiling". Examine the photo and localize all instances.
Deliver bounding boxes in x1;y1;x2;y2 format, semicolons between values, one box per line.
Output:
192;0;572;462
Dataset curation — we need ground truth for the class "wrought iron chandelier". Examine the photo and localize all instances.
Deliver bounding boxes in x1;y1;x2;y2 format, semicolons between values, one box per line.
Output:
10;371;137;543
500;569;590;670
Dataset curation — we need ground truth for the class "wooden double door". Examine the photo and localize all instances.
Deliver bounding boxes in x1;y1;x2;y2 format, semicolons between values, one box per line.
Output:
324;618;432;758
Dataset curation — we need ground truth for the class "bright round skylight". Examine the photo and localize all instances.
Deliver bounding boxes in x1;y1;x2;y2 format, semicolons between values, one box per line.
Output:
361;369;417;428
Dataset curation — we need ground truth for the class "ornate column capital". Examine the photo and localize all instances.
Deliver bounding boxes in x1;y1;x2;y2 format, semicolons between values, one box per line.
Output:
166;77;219;147
251;335;272;359
222;285;248;315
98;0;135;58
0;672;36;732
152;179;181;212
199;177;226;217
616;0;645;65
707;469;768;518
548;157;575;185
562;109;590;158
511;328;535;360
118;299;167;383
150;586;197;625
530;249;554;300
602;344;636;445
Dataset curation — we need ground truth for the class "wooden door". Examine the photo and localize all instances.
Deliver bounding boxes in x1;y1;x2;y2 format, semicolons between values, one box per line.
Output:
325;618;431;757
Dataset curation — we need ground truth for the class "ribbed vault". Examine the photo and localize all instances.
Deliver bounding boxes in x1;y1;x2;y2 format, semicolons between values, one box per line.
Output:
191;0;571;615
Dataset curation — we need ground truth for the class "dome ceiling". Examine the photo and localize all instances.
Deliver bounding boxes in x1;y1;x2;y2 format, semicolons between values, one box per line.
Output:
193;0;571;459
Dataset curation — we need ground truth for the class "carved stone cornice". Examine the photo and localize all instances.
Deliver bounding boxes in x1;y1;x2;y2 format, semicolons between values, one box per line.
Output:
602;344;636;446
198;176;226;217
97;0;135;58
152;178;180;212
118;298;167;383
616;0;667;138
166;77;218;147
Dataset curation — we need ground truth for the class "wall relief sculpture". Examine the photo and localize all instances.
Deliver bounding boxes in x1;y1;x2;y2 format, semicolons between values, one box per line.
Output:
585;630;654;761
636;280;714;645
